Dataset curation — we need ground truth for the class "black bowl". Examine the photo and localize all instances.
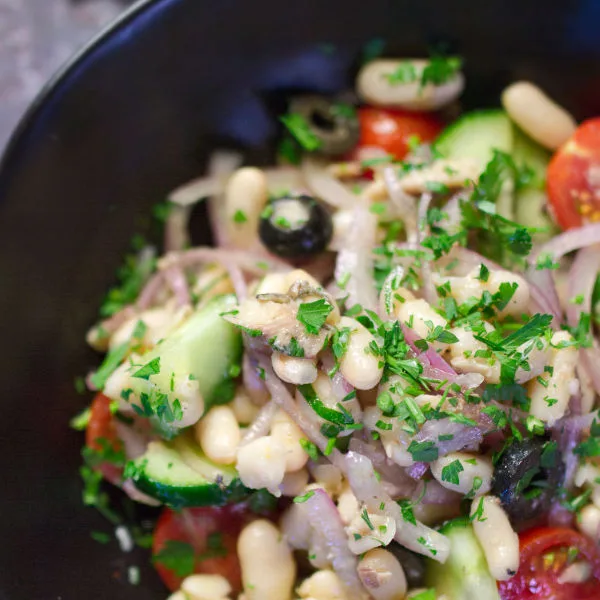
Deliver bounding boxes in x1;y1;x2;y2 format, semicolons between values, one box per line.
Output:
1;0;600;597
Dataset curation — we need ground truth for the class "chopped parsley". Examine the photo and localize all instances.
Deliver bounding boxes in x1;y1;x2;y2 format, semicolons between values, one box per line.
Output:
298;384;355;427
398;499;417;525
280;113;321;151
294;490;315;504
361;509;375;531
132;357;161;380
421;54;462;87
70;407;92;431
441;459;464;485
233;209;248;224
407;440;439;462
152;540;195;577
299;438;320;461
297;298;334;335
89;342;129;390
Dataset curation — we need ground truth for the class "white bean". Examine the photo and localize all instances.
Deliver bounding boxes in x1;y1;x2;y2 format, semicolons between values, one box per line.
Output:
236;435;286;496
430;452;493;497
338;317;383;390
357;59;464;111
195;406;240;465
501;81;577;150
230;387;260;425
271;409;309;472
577;504;600;541
310;463;344;498
181;574;232;600
347;510;396;554
297;569;348;600
528;331;577;425
224;167;268;248
394;299;447;341
279;468;310;497
337;484;360;526
357;548;407;600
238;520;296;600
271;352;318;385
470;496;519;581
256;273;289;295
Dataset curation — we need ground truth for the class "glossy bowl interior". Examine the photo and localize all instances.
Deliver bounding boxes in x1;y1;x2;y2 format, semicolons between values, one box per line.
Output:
1;0;600;597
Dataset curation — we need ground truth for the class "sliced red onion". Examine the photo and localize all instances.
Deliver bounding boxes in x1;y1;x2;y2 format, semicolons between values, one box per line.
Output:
383;166;418;242
302;156;359;209
242;352;270;405
164;205;192;252
122;480;161;506
532;223;600;263
304;489;368;600
401;324;457;380
221;260;247;301
413;479;462;506
169;176;223;207
553;415;585;491
416;418;483;456
416;192;433;245
163;265;192;307
239;400;277;446
525;267;562;324
333;201;378;311
259;357;346;471
158;246;289;276
548;500;574;529
91;305;138;343
566;245;600;395
344;451;450;563
407;462;429;480
348;438;417;498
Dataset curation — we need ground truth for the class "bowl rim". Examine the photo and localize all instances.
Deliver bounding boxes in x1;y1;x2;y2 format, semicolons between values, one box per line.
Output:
0;0;170;178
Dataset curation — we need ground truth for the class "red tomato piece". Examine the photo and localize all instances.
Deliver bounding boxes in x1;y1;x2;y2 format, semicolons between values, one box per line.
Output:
547;117;600;229
85;392;123;485
152;506;249;592
357;107;443;160
498;527;600;600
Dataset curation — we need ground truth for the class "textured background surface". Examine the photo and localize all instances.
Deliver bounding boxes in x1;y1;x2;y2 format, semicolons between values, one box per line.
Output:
0;0;127;150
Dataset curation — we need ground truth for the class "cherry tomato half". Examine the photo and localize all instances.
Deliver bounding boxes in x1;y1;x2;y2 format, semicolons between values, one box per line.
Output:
85;392;123;485
357;107;443;160
498;527;600;600
152;506;249;592
547;117;600;229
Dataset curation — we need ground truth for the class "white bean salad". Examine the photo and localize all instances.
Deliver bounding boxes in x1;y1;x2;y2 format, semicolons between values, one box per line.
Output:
75;48;600;600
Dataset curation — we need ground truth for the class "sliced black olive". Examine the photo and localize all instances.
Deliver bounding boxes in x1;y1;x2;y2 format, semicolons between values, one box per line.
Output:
491;437;564;524
290;96;360;156
259;195;332;258
387;543;426;588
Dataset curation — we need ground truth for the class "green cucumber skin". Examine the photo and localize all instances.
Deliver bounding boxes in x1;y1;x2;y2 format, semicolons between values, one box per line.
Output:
129;439;249;509
132;471;248;509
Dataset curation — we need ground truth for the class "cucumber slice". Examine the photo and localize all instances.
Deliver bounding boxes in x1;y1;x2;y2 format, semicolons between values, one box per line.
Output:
513;126;551;191
129;435;247;508
425;518;500;600
433;110;513;172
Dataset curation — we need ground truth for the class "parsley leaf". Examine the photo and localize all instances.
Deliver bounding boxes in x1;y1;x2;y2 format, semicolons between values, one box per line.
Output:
441;459;464;485
407;440;439;462
297;298;334;335
152;540;195;577
89;342;129;390
132;357;161;380
280;113;322;151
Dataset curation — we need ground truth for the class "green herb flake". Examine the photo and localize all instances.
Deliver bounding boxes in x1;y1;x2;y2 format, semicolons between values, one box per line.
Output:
91;531;111;544
152;540;195;577
294;490;316;504
280;113;322;151
132;357;161;380
297;298;334;335
233;209;248;224
89;342;130;390
361;509;375;531
407;440;439;462
70;407;92;431
299;438;320;462
441;459;464;485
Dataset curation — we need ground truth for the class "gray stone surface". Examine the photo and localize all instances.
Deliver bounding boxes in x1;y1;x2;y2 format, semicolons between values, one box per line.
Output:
0;0;126;151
